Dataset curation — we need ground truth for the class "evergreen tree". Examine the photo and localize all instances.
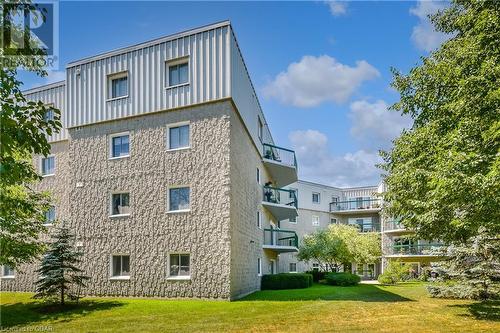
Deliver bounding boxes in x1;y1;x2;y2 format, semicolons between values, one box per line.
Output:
428;229;500;300
34;226;89;305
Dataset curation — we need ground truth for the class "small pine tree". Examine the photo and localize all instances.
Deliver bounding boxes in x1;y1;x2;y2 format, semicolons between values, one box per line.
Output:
427;228;500;300
34;225;89;305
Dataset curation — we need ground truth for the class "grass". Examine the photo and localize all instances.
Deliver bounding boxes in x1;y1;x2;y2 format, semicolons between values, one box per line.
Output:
1;283;499;332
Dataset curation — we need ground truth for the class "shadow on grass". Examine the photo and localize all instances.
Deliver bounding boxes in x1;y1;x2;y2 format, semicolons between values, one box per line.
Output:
449;300;500;322
0;299;123;328
240;283;412;302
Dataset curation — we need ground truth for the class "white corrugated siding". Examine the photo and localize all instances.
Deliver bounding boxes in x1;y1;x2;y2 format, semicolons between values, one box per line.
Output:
25;82;67;142
66;25;231;128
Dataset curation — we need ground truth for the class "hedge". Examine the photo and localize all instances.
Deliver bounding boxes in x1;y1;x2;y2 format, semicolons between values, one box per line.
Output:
261;273;313;290
324;272;361;286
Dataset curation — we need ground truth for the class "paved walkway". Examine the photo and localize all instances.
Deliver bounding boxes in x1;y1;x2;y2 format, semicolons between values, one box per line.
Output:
360;280;380;285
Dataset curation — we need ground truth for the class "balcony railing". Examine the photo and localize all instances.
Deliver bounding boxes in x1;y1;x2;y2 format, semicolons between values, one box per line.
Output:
263;186;298;208
388;244;444;256
263;228;299;248
352;222;380;233
262;143;297;169
384;220;406;231
329;198;381;212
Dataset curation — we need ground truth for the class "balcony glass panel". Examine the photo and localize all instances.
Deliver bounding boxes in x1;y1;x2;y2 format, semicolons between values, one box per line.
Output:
263;229;298;247
263;186;297;208
330;198;381;212
262;143;297;169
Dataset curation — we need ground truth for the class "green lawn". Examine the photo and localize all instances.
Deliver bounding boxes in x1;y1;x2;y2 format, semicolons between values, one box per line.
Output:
1;283;498;332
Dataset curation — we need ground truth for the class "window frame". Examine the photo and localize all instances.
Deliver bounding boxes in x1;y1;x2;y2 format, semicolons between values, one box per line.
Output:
40;155;55;177
43;205;56;226
44;103;55;122
256;167;260;184
166;121;190;151
110;254;131;280
257;257;262;276
167;253;191;280
165;57;190;89
109;132;130;160
107;71;129;101
1;265;15;279
289;215;297;224
257;116;263;141
257;210;262;229
312;215;320;226
312;192;321;204
289;262;297;273
167;186;191;213
109;192;131;218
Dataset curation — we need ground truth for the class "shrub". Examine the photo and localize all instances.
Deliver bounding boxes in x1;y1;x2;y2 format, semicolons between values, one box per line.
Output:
261;273;313;290
305;270;326;283
324;272;360;286
377;260;409;285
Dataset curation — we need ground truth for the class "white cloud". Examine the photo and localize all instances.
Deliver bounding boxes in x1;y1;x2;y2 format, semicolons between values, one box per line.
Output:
410;0;449;52
325;1;347;16
264;55;379;107
349;99;412;151
289;129;383;187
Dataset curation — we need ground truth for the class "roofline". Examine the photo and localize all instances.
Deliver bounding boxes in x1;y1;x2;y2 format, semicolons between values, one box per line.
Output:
23;80;65;95
66;20;231;68
297;179;379;191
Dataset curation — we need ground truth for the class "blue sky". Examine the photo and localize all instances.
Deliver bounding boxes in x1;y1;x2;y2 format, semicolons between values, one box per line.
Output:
19;0;449;187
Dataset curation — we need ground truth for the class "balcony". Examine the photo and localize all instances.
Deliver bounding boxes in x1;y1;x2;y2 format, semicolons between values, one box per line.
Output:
329;198;381;214
385;244;445;257
263;228;299;253
383;220;410;234
262;143;298;187
262;186;298;221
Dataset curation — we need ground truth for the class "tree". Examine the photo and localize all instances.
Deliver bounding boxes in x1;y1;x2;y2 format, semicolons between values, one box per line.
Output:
0;0;62;267
377;260;410;285
381;0;500;244
297;224;381;271
427;229;500;300
34;225;89;305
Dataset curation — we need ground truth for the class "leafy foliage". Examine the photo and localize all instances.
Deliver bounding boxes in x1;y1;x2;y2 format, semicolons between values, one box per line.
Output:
297;224;381;271
34;226;89;305
261;273;313;290
324;272;361;286
427;229;500;300
377;260;410;285
382;0;500;243
0;1;62;266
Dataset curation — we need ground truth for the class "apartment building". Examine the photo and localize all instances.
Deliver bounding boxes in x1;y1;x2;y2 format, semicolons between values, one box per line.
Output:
0;21;299;300
277;180;443;279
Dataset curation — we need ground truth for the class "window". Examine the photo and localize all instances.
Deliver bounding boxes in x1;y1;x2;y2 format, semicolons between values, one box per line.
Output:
257;258;262;276
44;107;54;122
330;218;337;225
331;196;338;205
312;215;320;226
312;192;320;204
111;255;130;278
289;216;297;223
111;193;130;216
257;211;262;229
41;156;55;176
312;263;319;272
289;263;297;273
289;188;297;200
2;265;15;278
256;167;260;184
110;133;130;158
44;206;56;225
168;124;190;150
169;253;190;278
167;61;189;87
258;117;263;141
110;75;128;99
168;187;190;212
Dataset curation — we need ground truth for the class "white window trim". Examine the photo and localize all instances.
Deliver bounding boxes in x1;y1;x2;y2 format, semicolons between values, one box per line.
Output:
109;254;131;280
167;185;191;213
312;215;320;226
40;155;55;177
109;192;131;218
257;257;262;277
107;70;129;101
1;266;15;279
42;205;56;227
165;56;190;89
166;121;191;152
289;263;297;273
108;131;130;160
312;192;321;204
257;210;262;229
166;252;191;280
